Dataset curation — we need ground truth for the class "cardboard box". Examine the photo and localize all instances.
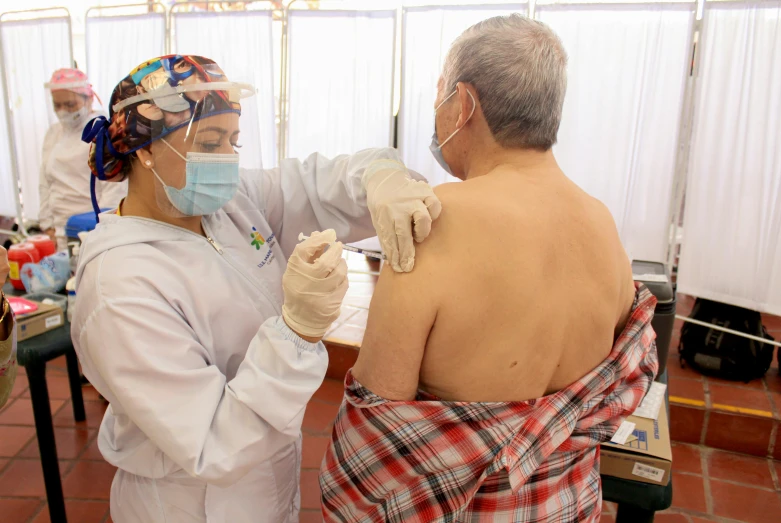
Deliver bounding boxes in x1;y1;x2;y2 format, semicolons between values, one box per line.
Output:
15;301;65;342
600;404;672;485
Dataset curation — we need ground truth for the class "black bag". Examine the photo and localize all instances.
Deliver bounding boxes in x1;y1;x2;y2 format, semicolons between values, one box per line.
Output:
679;298;775;382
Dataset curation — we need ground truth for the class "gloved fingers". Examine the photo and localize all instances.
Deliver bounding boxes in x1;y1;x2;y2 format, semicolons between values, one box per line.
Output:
395;218;416;273
380;212;403;273
333;258;349;286
412;200;433;244
287;244;345;282
295;229;338;262
424;192;443;222
311;242;345;277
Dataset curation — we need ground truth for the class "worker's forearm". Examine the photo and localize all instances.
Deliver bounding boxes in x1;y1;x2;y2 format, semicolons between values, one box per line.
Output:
0;295;16;409
0;296;11;343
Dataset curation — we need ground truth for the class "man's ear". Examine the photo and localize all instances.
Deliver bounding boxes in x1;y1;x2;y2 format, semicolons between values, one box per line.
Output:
455;82;477;128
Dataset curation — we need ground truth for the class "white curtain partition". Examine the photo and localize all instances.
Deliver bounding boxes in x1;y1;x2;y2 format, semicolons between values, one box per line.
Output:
286;10;396;160
173;10;278;168
0;66;15;218
399;4;524;187
677;2;781;315
0;17;72;221
537;4;693;263
86;13;166;107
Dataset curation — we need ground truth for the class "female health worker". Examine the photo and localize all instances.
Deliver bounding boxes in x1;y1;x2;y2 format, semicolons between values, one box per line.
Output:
40;69;126;250
72;55;440;523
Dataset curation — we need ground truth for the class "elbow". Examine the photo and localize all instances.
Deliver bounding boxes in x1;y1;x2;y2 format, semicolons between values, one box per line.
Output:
186;431;301;489
352;366;416;401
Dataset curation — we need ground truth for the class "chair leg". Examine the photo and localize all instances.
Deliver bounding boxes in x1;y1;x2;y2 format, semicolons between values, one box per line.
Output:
615;503;655;523
65;350;85;422
26;363;68;523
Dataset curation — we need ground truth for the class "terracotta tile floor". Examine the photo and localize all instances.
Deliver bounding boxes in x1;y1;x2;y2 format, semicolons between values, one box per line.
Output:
0;357;113;523
2;371;781;523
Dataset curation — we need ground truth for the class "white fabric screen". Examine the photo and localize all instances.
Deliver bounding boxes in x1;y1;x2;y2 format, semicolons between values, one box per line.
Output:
0;68;16;217
537;5;693;263
399;5;523;187
286;10;395;160
86;13;166;106
677;2;781;315
173;11;277;168
0;17;72;221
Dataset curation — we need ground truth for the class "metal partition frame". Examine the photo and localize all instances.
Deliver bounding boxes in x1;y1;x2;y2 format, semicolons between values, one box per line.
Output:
282;0;399;158
666;0;704;272
533;0;697;269
86;3;169;54
666;0;781;275
85;2;168;106
0;7;74;237
169;0;279;51
672;0;781;322
170;0;280;164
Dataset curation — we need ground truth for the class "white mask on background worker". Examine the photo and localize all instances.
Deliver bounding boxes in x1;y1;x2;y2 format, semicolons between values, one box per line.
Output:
55;104;92;129
45;69;100;131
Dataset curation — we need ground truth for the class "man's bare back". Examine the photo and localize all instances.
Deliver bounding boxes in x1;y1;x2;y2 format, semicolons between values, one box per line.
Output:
354;163;636;402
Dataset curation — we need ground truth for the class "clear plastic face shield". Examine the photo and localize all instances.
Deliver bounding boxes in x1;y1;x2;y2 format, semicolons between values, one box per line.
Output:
103;56;261;219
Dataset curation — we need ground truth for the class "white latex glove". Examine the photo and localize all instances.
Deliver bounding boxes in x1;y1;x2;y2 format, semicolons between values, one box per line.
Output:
282;229;349;340
363;159;443;272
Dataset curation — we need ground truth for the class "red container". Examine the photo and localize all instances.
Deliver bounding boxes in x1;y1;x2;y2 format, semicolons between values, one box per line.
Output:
27;234;57;258
8;243;41;290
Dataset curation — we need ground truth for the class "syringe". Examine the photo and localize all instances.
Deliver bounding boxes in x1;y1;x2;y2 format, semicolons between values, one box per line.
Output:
298;233;386;261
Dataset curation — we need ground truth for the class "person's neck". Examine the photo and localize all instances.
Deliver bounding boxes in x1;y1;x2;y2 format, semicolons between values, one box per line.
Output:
463;144;560;181
121;189;204;236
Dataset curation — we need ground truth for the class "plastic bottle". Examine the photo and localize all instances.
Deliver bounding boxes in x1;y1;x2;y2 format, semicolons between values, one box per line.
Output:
27;234;57;258
70;243;80;277
7;243;41;290
66;277;76;323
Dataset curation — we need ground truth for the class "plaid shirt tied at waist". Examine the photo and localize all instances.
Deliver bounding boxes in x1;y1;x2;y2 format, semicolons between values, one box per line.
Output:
320;283;659;523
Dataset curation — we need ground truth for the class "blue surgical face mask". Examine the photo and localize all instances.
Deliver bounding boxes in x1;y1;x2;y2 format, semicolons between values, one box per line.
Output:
429;88;476;175
152;139;240;216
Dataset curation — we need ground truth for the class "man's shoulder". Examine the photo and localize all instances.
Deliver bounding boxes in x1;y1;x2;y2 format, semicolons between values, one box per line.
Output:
432;180;469;205
417;183;470;260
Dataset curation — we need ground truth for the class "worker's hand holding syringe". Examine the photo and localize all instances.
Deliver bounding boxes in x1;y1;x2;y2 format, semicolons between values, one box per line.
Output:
282;230;349;343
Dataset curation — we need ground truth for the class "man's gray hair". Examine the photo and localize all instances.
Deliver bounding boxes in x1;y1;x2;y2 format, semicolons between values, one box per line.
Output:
441;14;567;150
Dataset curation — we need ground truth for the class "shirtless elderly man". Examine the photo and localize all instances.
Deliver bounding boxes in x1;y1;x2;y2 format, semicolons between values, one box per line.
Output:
320;14;658;523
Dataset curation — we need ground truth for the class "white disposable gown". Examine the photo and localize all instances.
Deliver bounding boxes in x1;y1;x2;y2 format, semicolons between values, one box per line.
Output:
72;148;409;522
39;111;127;249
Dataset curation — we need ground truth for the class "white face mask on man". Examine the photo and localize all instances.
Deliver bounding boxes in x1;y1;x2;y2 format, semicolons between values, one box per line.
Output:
56;105;91;130
429;88;476;175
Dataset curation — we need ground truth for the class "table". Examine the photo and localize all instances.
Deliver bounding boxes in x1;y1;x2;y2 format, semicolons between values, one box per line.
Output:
7;284;85;523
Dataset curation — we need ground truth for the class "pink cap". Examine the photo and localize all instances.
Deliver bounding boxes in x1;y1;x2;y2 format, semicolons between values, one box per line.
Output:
44;68;99;102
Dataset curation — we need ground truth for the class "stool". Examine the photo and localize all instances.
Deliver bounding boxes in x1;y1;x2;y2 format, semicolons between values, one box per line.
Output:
17;321;85;523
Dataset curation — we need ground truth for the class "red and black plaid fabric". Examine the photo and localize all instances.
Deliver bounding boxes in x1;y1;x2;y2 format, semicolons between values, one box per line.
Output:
320;284;659;522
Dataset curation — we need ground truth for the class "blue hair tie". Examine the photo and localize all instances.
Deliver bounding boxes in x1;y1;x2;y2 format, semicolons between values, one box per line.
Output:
82;116;123;222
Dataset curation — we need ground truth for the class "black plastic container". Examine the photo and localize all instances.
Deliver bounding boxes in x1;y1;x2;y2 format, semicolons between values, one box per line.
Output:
632;260;676;377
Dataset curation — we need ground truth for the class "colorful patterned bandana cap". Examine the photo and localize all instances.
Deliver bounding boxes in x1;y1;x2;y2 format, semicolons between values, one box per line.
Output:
82;55;249;182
